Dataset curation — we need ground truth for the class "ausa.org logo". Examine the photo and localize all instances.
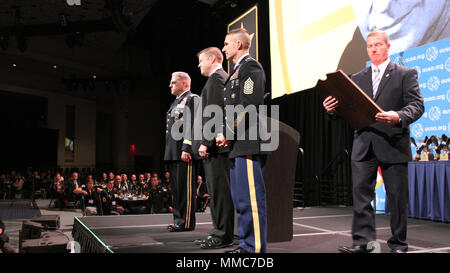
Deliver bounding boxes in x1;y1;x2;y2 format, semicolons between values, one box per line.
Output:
426;46;439;62
412;123;424;138
429;106;441;122
446;57;450;72
427;76;440;91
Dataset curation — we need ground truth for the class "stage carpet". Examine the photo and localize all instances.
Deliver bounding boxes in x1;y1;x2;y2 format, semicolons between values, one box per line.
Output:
72;206;450;253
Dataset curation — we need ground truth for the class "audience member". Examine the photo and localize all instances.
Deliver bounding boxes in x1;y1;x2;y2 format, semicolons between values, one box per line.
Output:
120;174;130;193
81;178;101;216
0;218;16;253
195;176;209;212
12;173;25;199
148;176;170;213
163;171;170;188
53;173;66;210
98;180;128;215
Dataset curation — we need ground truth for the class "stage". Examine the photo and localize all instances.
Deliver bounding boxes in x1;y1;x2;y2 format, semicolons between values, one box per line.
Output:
72;206;450;253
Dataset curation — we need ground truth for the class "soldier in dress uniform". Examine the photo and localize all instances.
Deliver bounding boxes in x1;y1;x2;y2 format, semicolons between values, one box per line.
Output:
164;71;200;232
147;176;170;213
99;179;127;215
217;28;268;253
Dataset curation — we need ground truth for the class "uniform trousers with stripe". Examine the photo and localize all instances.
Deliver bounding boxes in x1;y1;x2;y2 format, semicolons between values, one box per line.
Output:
230;155;267;253
168;160;196;230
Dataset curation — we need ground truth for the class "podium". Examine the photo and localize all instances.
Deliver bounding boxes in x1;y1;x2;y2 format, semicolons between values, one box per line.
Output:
264;119;300;242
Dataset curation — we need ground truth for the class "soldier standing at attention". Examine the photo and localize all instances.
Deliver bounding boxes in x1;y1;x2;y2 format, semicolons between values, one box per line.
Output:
217;28;268;253
165;71;199;232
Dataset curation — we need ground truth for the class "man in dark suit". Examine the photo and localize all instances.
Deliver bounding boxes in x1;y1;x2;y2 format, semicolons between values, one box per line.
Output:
324;30;424;253
164;71;199;232
193;47;235;249
217;28;268;253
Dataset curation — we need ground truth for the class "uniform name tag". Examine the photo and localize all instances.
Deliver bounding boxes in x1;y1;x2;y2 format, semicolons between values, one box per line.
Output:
88;199;94;204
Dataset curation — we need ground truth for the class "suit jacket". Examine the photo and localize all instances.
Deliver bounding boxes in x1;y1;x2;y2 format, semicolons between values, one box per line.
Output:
350;61;424;163
164;90;200;161
198;68;229;156
224;55;267;158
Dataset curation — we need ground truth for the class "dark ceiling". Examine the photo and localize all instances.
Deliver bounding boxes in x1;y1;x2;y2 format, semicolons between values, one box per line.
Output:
0;0;253;52
0;0;263;99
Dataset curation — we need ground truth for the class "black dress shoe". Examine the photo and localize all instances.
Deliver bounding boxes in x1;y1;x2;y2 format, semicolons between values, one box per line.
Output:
194;239;207;245
338;245;370;253
227;247;249;253
194;236;212;245
167;224;194;232
200;237;233;249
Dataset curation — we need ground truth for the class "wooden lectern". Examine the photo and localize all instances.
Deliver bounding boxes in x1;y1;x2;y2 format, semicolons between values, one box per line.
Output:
264;118;300;242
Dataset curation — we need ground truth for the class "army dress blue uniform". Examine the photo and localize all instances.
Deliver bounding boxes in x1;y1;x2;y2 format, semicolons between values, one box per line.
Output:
224;54;268;253
164;90;199;231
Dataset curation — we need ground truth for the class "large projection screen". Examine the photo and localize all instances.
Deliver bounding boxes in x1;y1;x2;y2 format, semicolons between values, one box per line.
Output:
269;0;450;99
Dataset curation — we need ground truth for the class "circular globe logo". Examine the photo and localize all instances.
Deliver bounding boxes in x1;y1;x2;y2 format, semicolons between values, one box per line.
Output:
427;76;440;91
412;123;424;138
429;106;441;122
426;46;439;62
447;90;450;103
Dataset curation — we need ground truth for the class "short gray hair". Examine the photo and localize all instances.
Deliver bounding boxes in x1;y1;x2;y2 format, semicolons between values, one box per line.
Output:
172;71;191;86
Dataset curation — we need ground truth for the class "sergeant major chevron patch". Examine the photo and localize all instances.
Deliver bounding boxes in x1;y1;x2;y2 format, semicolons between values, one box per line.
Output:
243;78;254;95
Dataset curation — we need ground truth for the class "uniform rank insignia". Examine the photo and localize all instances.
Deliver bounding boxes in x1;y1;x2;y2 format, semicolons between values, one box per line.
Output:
243;78;254;95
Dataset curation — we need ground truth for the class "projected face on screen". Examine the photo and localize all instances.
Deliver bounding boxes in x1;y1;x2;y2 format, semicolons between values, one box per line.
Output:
269;0;450;99
354;0;450;55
